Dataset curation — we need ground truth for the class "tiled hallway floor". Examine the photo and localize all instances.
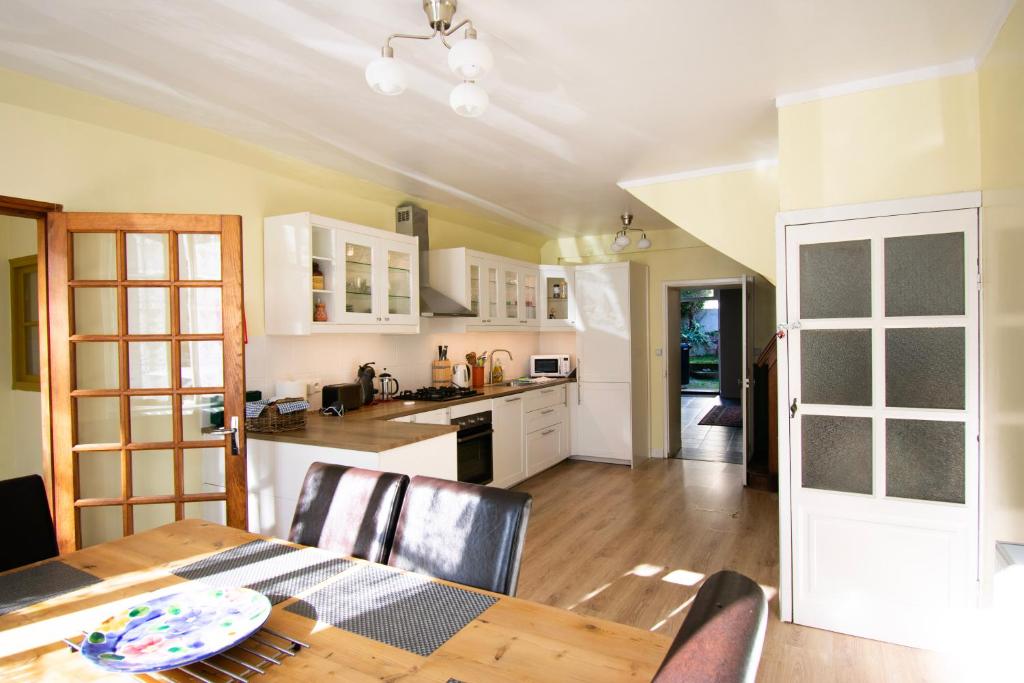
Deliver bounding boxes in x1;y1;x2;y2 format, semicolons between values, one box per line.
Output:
678;394;743;464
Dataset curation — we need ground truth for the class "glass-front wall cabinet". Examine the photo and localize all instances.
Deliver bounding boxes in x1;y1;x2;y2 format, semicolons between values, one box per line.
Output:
523;271;538;323
384;244;417;324
341;237;376;323
503;268;520;321
541;266;575;328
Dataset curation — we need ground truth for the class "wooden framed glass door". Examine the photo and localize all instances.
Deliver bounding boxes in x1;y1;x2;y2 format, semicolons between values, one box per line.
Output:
47;213;246;551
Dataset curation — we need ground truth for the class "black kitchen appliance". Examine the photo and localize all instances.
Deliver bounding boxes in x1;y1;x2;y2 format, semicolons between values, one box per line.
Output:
396;386;480;402
453;410;493;485
357;362;376;405
321;383;363;413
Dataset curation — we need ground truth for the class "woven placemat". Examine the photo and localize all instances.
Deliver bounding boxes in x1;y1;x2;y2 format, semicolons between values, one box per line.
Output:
285;564;497;657
0;561;102;616
172;540;353;604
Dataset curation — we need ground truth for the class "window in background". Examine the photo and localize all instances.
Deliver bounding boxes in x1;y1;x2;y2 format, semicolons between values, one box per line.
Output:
9;255;40;391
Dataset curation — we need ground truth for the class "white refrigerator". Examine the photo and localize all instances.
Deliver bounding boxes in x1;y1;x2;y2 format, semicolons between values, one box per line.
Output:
571;261;649;467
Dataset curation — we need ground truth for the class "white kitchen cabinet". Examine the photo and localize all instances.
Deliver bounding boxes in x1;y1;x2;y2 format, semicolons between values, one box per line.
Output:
264;212;419;334
540;265;576;330
429;248;540;330
526;422;564;477
492;394;526;488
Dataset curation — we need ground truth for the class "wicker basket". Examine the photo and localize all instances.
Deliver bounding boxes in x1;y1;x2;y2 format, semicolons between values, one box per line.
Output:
246;398;307;433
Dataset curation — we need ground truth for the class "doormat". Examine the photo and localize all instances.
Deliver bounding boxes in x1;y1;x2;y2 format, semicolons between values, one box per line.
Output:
698;404;743;428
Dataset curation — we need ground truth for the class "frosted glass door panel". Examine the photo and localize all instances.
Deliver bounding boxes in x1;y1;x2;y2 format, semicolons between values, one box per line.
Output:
799;240;871;319
801;415;873;494
886;419;965;503
800;330;872;406
885;233;965;316
885;328;965;409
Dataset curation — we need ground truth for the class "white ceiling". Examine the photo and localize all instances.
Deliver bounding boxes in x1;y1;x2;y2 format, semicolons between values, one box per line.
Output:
0;1;1008;237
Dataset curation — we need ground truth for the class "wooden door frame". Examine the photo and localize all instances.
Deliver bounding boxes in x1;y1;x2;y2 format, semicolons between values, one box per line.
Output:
773;190;983;624
0;195;62;511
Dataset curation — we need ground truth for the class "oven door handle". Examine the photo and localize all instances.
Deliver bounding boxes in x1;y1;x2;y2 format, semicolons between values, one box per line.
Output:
457;428;494;444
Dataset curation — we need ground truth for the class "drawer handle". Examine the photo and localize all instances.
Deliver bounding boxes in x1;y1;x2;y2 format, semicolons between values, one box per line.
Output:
505;397;521;402
541;428;556;436
541;389;554;394
540;408;555;415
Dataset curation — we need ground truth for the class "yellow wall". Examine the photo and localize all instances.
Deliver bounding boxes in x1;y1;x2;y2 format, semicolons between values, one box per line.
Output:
0;67;545;339
543;232;776;456
624;165;780;282
979;1;1024;596
779;72;981;211
0;216;44;481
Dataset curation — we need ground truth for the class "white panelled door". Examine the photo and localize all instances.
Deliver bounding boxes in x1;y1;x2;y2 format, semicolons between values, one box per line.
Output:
785;209;979;648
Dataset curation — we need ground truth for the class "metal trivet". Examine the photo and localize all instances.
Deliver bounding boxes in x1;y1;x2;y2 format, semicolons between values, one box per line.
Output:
64;626;309;682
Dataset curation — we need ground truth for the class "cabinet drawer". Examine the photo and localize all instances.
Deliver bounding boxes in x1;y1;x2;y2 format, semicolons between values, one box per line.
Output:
525;403;566;434
523;385;566;413
526;422;563;477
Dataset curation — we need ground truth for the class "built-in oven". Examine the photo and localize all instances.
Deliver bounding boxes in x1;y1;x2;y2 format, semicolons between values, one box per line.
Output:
453;410;493;485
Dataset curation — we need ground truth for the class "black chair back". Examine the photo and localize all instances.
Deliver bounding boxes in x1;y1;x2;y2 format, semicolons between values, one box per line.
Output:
388;475;532;596
652;570;768;683
289;463;408;564
0;474;58;572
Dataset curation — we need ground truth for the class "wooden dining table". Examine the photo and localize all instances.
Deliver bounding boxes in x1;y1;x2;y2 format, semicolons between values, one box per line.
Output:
0;519;670;682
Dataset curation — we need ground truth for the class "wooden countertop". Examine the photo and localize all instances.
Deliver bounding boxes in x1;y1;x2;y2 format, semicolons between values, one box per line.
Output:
247;378;575;453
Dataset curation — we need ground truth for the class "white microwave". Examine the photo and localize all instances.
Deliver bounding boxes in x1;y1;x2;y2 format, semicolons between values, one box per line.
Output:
530;354;572;378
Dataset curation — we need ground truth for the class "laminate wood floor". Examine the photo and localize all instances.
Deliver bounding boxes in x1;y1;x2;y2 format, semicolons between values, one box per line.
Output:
513;458;966;682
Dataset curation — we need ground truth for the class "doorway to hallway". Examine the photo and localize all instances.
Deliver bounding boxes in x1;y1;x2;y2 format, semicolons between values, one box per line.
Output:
681;394;743;464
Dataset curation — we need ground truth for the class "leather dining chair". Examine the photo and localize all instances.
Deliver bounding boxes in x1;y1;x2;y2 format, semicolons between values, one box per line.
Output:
652;570;768;683
289;463;409;564
0;474;59;572
388;475;532;596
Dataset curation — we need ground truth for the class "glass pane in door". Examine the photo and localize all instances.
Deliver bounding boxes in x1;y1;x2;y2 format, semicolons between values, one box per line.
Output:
178;234;221;280
886;419;965;503
800;240;871;319
127;287;171;334
387;249;412;315
884;233;965;317
344;242;373;315
524;272;537;321
505;270;519;319
72;233;116;281
126;233;169;280
469;264;481;315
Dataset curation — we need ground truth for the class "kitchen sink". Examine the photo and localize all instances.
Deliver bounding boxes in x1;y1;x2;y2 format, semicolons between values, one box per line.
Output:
490;379;536;387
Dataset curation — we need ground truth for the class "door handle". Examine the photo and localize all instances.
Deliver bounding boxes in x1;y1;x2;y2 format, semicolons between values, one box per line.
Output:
790;398;798;419
541;408;555;414
205;416;240;455
505;397;521;402
541;428;556;436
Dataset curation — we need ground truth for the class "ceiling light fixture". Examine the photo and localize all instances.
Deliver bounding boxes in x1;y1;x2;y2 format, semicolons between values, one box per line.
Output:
610;212;651;252
366;0;493;118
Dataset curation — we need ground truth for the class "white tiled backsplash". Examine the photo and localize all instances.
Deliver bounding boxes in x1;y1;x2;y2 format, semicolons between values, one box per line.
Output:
245;324;576;409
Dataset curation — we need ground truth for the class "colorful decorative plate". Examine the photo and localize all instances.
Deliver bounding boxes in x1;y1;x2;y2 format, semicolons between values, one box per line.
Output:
80;585;271;673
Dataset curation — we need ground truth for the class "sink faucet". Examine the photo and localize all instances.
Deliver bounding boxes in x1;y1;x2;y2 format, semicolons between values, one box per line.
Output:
488;349;513;384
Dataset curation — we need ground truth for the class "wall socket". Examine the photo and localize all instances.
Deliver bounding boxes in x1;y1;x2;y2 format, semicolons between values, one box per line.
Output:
306;381;321;397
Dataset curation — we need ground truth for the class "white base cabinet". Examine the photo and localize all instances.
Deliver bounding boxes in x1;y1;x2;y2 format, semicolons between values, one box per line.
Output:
492;395;526;488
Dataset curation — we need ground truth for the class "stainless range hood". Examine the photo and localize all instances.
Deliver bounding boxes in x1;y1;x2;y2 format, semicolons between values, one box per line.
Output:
396;204;476;317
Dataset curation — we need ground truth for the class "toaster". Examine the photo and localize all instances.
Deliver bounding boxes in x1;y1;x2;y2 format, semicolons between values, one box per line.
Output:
322;383;363;412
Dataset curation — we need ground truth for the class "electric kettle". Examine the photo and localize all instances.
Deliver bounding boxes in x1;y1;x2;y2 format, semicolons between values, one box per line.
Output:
378;368;400;401
357;362;376;405
451;363;470;389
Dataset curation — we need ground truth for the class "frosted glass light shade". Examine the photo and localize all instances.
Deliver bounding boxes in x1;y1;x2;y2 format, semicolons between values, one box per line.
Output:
610;241;624;253
637;235;652;249
365;56;407;96
448;37;493;80
450;82;489;117
614;232;630;248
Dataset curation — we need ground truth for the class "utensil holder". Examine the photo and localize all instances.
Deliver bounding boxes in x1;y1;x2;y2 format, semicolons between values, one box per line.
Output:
431;360;452;388
471;366;485;388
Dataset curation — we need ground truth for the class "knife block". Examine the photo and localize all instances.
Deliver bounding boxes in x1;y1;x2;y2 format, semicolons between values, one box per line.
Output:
431;360;452;388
